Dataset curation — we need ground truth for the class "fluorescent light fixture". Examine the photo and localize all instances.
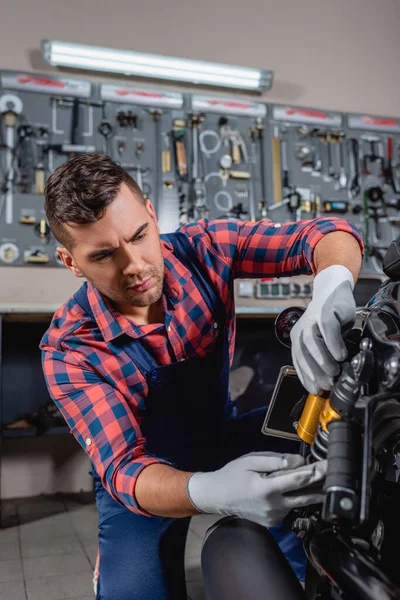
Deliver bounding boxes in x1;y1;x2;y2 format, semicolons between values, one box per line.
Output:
41;40;273;92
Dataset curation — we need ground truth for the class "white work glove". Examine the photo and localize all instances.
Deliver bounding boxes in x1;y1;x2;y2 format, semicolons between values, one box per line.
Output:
290;265;356;395
187;452;326;528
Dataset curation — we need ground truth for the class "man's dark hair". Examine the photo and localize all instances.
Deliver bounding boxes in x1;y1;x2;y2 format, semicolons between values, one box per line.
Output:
44;153;144;249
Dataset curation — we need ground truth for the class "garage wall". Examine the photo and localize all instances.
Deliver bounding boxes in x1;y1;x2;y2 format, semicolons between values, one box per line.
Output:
0;0;399;117
1;0;399;498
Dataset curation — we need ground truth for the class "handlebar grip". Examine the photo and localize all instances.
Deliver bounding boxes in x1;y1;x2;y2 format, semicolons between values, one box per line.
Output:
322;419;359;523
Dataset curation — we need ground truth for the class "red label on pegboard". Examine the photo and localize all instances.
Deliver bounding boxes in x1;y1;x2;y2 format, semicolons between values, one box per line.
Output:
0;71;91;97
192;95;267;117
348;114;400;132
116;89;164;99
273;106;342;127
100;83;183;109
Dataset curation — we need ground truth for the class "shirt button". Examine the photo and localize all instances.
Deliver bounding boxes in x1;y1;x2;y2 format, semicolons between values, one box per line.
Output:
213;322;218;329
167;325;171;332
85;437;92;447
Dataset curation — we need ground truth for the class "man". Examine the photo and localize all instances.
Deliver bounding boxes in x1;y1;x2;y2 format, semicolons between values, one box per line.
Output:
41;154;363;600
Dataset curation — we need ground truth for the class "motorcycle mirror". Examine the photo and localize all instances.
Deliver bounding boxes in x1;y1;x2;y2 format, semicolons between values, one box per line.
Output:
274;306;306;348
383;238;400;280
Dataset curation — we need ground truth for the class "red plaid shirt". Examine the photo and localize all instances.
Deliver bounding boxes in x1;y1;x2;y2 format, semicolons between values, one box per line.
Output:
41;218;363;514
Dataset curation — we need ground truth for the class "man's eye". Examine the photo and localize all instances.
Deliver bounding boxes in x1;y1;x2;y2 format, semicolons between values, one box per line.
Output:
95;253;112;262
134;232;146;242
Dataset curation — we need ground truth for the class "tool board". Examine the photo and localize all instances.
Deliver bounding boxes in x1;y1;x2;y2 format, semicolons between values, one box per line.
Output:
1;69;399;289
0;72;186;267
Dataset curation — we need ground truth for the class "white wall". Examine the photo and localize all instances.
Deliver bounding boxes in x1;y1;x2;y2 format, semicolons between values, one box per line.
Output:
0;0;399;116
1;0;400;498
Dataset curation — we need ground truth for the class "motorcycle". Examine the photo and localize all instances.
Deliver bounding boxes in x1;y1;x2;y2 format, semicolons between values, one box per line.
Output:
201;239;400;600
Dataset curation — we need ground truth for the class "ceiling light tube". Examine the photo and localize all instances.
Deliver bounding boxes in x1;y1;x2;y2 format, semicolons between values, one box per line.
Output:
41;40;273;92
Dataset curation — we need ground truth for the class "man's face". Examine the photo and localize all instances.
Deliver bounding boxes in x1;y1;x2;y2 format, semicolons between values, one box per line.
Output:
59;184;164;308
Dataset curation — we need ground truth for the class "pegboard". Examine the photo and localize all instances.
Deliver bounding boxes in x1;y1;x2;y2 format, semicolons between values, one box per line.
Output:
187;95;267;222
0;71;186;267
265;105;400;276
1;68;399;283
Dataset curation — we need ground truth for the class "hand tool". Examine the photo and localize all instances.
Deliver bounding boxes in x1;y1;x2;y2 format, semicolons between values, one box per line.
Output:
149;109;163;214
324;132;336;182
348;138;361;199
219;121;248;165
281;137;290;192
35;127;49;195
272;126;283;204
0;93;23;224
98;114;113;156
136;141;144;159
362;137;384;176
219;154;232;183
162;135;171;174
382;138;399;193
247;125;258;221
171;119;189;224
335;132;348;190
17;124;35;193
323;200;350;214
189;113;208;220
310;129;322;176
117;139;126;158
255;118;267;215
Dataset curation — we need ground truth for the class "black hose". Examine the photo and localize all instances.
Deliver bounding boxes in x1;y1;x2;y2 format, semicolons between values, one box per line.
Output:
201;517;306;600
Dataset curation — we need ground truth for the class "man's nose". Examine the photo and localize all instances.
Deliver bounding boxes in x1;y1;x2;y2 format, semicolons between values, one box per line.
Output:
121;246;146;277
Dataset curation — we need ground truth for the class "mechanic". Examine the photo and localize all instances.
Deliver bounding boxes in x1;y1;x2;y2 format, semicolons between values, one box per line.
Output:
40;153;363;600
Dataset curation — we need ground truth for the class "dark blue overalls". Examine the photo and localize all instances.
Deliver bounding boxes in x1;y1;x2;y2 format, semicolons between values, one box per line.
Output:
74;232;305;599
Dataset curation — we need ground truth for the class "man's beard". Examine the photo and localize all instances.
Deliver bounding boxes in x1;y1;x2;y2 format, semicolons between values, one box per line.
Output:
83;265;164;308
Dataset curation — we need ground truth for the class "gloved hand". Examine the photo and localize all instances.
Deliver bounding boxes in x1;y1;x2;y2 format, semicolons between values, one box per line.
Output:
290;265;356;395
187;452;327;528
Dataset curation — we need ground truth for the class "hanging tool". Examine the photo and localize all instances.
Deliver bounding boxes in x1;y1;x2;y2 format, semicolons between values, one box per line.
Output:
162;134;171;174
255;118;267;217
362;137;384;176
323;132;336;181
35;127;49;195
336;132;348;190
17;124;35;193
382;138;399;193
219;118;248;165
281;137;291;193
247;125;259;221
348;138;361;199
310;129;322;176
0;94;23;224
49;97;96;156
98;104;113;156
272;126;282;204
189;113;207;220
135;141;144;159
171;119;189;224
149;109;163;213
116;139;126;159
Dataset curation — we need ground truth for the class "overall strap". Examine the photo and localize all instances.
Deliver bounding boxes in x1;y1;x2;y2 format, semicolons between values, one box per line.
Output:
162;232;226;326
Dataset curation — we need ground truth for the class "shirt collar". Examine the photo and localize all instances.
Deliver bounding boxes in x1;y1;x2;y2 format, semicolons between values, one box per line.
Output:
86;238;184;343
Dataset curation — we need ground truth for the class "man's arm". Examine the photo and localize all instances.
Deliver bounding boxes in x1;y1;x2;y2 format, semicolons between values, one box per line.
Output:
181;216;364;280
313;230;362;283
135;464;197;517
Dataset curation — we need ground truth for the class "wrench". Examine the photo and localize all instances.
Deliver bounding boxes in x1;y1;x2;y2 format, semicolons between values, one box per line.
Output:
348;138;361;199
335;132;348;190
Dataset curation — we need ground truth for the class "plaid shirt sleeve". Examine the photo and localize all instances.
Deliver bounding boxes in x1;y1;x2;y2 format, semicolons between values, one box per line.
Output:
41;342;166;516
182;217;364;278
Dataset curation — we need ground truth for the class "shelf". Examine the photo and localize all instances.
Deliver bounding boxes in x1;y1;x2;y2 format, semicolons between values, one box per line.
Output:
1;426;70;438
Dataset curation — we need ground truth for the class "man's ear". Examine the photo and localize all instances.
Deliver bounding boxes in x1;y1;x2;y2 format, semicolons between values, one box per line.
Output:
57;247;84;278
145;199;160;232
